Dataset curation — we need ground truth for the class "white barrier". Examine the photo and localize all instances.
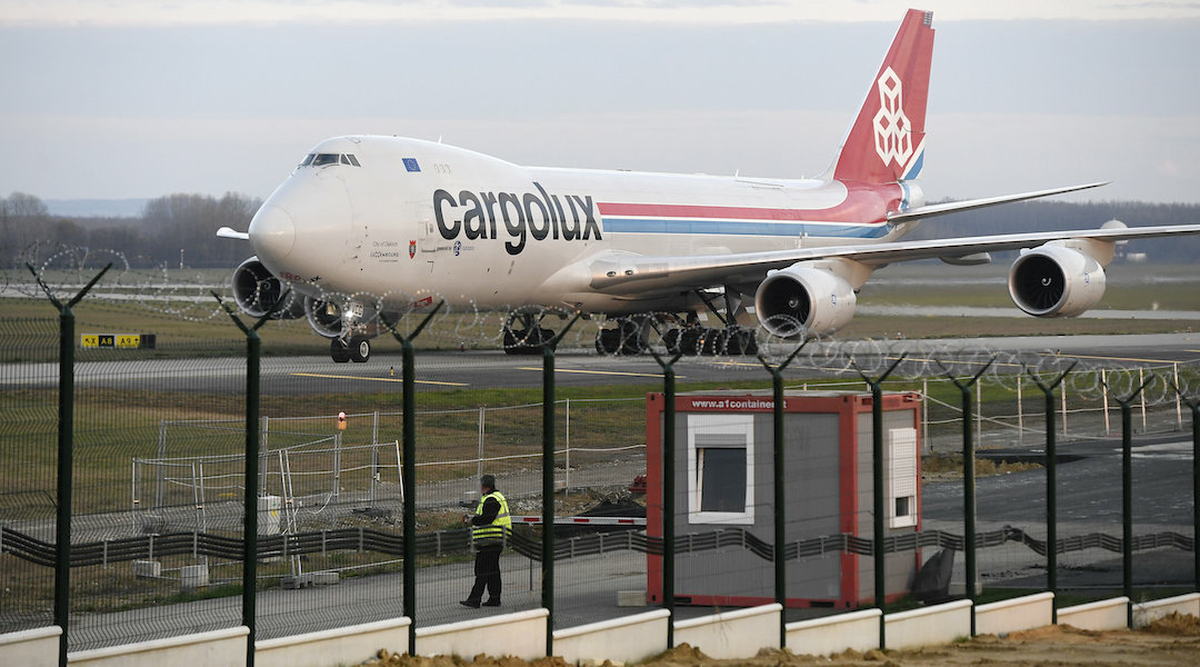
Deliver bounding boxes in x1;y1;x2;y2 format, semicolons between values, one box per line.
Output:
673;603;781;659
885;599;972;650
256;617;411;667
975;592;1055;636
1132;593;1200;628
18;592;1196;667
786;608;880;656
0;626;62;667
67;627;248;667
1057;597;1130;631
553;610;670;665
415;608;547;660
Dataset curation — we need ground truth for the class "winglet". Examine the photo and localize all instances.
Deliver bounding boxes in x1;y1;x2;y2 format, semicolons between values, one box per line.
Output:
216;226;250;240
825;9;935;184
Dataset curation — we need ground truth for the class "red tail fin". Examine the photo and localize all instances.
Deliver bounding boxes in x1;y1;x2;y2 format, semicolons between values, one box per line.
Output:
828;9;935;184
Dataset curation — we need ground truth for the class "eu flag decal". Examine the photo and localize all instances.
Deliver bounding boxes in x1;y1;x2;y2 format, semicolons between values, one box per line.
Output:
403;158;421;173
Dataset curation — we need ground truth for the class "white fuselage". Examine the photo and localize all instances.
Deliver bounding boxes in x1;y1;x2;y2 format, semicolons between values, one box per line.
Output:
248;135;919;316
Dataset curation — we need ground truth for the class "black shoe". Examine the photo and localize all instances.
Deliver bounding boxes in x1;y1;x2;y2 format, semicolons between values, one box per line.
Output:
459;599;481;608
482;599;501;607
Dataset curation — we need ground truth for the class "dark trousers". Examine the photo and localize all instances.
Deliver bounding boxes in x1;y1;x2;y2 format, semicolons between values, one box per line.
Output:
467;545;502;602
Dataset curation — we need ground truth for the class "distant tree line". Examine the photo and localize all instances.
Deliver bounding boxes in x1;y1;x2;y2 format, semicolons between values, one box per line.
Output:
1;191;261;270
2;191;1197;273
909;199;1200;263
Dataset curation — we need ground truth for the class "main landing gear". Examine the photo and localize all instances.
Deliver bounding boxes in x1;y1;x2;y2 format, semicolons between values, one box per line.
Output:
330;335;372;363
593;317;758;356
593;286;760;356
502;309;564;356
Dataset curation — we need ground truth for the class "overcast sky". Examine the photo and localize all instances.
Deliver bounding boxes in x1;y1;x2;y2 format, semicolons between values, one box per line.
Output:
2;0;1199;205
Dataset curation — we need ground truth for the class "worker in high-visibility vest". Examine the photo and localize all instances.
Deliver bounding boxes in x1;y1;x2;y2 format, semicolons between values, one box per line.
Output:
460;474;510;608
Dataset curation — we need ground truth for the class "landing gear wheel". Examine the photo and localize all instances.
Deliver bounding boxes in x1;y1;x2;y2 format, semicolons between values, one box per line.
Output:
618;318;646;355
504;328;554;355
350;335;371;363
724;327;758;356
595;328;621;355
330;338;351;363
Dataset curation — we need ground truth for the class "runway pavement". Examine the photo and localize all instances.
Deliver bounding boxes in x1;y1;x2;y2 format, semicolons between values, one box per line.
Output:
4;332;1199;395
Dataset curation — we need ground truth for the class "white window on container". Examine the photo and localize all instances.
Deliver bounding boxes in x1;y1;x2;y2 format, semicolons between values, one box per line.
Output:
888;426;918;528
687;413;754;525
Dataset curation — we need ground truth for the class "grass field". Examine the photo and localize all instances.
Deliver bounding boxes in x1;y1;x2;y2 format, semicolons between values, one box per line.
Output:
2;260;1196;518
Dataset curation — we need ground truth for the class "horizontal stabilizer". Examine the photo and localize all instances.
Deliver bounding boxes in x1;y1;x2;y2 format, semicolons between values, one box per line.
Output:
216;226;250;240
888;182;1109;223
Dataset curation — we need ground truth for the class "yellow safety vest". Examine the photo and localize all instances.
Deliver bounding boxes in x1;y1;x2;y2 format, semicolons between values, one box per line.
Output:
472;490;511;547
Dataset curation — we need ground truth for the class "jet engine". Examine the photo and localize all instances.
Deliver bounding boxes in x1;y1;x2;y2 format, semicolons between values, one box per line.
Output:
754;263;857;337
304;297;346;338
1008;244;1106;317
231;256;304;319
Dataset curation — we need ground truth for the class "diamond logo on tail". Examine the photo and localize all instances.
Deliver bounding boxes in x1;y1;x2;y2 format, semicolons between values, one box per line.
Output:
872;67;913;167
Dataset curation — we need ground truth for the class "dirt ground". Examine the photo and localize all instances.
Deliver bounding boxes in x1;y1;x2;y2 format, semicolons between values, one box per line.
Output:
362;613;1200;667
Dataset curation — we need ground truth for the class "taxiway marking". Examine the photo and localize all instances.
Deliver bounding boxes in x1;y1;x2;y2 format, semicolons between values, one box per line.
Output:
517;366;676;379
293;372;468;387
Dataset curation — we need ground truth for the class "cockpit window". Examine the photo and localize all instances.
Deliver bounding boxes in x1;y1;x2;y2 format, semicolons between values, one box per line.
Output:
300;153;361;168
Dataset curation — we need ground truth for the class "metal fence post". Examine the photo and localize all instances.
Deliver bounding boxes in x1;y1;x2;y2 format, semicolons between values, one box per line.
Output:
758;343;805;648
939;357;994;637
649;348;684;648
1101;372;1153;629
855;354;906;651
1026;362;1074;625
381;302;445;656
214;288;290;667
540;313;581;656
28;263;110;667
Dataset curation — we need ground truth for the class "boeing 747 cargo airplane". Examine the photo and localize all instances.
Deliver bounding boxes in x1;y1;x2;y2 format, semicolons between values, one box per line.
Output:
219;9;1200;362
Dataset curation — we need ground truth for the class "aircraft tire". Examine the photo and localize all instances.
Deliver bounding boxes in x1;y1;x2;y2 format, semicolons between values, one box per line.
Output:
350;336;371;363
663;329;682;355
618;319;645;355
330;338;352;363
595;328;621;355
677;328;703;355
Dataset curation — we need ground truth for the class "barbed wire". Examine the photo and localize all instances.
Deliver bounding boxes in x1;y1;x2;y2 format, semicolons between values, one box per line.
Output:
6;245;1200;405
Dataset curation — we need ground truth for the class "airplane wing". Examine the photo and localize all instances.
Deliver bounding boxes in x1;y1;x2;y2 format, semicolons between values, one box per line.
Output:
585;222;1200;295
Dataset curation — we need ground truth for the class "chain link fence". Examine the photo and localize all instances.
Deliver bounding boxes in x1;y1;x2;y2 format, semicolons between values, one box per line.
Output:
1;258;1197;659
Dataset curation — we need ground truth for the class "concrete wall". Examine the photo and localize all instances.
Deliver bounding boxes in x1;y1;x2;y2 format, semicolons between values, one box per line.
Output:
14;593;1197;667
1057;597;1130;631
553;610;669;665
0;626;62;667
885;599;972;650
67;627;248;667
786;608;880;656
256;617;411;667
673;604;781;659
975;593;1055;636
415;608;547;661
1132;593;1200;628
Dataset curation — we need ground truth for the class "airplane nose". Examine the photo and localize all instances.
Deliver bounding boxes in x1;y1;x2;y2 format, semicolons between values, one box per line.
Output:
250;205;296;262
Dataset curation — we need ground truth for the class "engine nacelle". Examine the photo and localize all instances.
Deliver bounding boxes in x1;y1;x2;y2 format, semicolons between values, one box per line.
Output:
1008;244;1106;317
754;263;857;337
231;256;304;319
